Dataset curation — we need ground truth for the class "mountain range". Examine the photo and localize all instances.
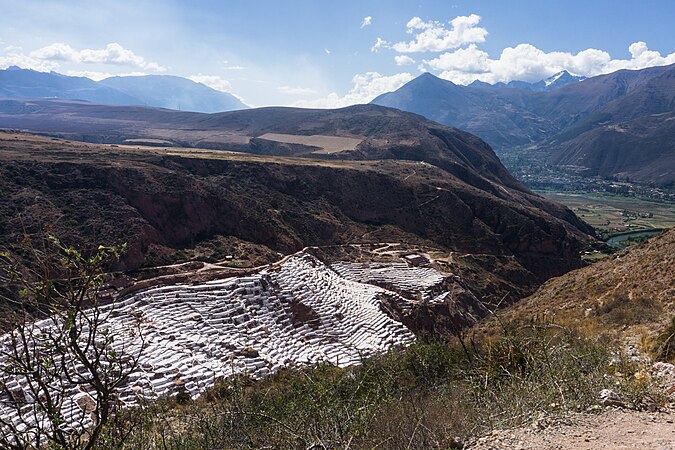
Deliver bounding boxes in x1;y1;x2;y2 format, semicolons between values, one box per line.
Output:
0;104;596;305
471;70;587;92
373;64;675;185
0;66;248;112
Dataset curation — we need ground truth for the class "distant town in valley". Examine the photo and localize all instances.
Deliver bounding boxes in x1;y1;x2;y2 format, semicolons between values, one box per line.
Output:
0;2;673;449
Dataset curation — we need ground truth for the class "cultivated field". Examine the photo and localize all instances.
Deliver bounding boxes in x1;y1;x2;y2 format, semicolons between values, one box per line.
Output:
257;133;363;154
538;191;675;237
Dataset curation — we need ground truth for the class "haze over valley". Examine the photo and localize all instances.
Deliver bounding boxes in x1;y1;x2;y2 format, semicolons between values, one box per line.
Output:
0;1;673;448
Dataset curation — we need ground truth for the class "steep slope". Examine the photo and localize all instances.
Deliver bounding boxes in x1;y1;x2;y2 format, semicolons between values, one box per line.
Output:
372;73;549;149
0;100;594;245
0;131;594;296
372;64;675;184
99;75;248;112
551;112;675;185
0;99;532;192
535;63;675;133
0;67;248;112
0;66;142;105
474;228;675;343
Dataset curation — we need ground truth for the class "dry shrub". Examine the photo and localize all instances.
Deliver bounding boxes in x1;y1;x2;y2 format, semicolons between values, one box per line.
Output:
653;316;675;362
596;292;662;326
95;322;667;449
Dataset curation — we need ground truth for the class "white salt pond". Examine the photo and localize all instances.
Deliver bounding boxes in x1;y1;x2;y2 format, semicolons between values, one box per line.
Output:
0;252;450;432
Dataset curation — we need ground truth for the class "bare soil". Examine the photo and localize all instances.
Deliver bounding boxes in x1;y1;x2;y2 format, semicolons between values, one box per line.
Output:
468;409;675;449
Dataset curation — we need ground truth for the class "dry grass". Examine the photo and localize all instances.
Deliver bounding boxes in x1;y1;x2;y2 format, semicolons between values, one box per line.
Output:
96;325;666;450
473;229;675;355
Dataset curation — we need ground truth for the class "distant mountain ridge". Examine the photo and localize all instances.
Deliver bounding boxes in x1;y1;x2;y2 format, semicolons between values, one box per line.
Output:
0;103;596;287
372;64;675;185
99;75;248;112
0;66;248;113
470;70;587;92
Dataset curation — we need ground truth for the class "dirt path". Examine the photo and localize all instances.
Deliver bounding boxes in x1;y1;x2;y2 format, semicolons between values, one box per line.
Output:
468;409;674;449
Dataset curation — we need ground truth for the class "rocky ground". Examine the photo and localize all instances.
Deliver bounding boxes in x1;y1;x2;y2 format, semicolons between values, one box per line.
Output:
468;361;675;449
467;409;674;450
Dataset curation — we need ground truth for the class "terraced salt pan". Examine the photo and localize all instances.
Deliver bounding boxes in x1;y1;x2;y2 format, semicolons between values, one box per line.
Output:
329;261;446;301
0;253;418;432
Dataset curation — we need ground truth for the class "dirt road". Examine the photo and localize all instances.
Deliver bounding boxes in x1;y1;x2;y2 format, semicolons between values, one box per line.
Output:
468;409;674;449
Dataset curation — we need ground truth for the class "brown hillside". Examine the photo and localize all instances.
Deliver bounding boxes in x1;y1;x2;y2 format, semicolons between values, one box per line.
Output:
0;131;594;307
474;228;675;345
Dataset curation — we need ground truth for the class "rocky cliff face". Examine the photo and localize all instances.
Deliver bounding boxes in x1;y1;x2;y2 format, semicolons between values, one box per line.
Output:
0;132;594;304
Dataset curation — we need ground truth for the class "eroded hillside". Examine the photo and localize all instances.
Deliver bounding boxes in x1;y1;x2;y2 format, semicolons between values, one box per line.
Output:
0;131;594;299
473;228;675;346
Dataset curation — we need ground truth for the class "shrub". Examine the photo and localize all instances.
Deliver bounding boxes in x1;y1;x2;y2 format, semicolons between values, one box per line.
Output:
653;316;675;363
97;322;661;449
596;292;662;325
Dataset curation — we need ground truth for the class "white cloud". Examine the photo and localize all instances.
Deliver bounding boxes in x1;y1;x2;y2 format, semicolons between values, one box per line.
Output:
371;37;388;53
372;13;675;85
27;42;165;71
324;48;331;55
605;41;675;72
425;41;675;85
277;86;318;95
0;52;59;72
295;71;414;108
222;60;245;70
394;55;416;66
188;74;248;105
392;14;488;53
187;74;232;92
361;16;372;29
65;70;148;81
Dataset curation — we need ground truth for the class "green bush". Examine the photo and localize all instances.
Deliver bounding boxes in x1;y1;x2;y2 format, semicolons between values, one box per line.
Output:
99;324;662;449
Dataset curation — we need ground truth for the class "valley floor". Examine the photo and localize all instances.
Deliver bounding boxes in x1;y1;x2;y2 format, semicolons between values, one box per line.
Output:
469;409;675;450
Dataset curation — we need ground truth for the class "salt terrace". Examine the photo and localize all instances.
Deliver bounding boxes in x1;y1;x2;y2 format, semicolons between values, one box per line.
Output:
329;261;446;301
0;252;453;432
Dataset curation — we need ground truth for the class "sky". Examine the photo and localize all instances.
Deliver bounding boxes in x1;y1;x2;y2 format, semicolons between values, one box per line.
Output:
1;0;674;108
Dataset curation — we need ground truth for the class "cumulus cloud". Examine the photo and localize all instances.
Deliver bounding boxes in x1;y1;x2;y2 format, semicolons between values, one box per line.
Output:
29;42;165;71
361;16;372;29
187;74;233;92
295;71;414;108
392;14;488;53
371;37;388;53
277;86;318;95
425;41;675;85
65;70;148;81
0;52;59;72
367;13;675;85
394;55;416;66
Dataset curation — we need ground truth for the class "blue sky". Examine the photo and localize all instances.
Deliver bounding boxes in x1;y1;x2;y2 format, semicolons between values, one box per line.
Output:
1;0;674;107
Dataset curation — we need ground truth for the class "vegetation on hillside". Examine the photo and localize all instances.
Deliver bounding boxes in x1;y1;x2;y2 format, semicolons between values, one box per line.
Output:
94;324;664;450
0;236;142;450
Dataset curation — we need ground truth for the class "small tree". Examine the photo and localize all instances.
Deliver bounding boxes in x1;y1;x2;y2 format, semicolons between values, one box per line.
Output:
0;235;145;450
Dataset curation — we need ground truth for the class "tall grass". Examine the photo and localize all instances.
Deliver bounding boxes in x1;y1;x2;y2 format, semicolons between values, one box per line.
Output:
99;324;664;449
